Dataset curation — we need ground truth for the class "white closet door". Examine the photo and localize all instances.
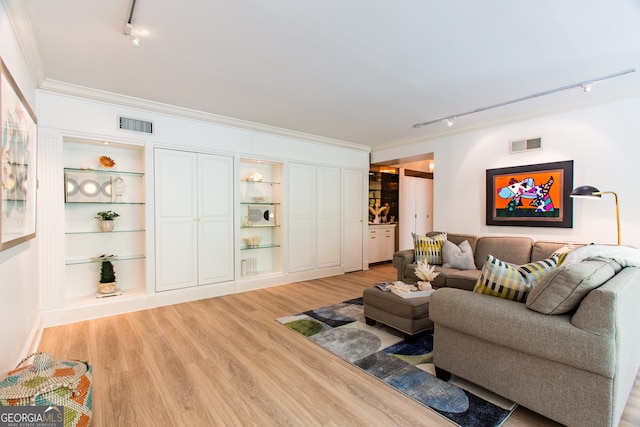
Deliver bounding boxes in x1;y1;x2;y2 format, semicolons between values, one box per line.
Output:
414;177;431;236
342;169;364;272
197;154;234;285
399;174;433;250
316;166;341;268
288;163;316;272
155;149;198;291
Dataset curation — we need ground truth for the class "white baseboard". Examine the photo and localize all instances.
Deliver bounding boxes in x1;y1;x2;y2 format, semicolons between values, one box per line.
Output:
18;312;43;367
40;267;347;327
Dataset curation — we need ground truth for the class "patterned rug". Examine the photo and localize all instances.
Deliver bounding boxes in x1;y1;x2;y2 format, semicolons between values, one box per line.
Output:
277;298;516;427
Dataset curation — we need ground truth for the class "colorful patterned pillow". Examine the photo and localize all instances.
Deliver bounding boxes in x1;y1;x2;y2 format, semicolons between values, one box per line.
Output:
473;255;559;302
412;232;447;265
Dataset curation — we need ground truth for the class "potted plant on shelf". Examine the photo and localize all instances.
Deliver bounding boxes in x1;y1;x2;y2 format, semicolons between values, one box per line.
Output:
98;257;117;294
95;210;120;232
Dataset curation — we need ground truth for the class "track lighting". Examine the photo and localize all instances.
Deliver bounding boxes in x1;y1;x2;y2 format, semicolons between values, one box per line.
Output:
413;68;636;129
581;83;593;93
123;0;143;46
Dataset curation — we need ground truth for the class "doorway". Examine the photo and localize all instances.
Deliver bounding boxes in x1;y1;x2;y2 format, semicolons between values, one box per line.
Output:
371;153;434;251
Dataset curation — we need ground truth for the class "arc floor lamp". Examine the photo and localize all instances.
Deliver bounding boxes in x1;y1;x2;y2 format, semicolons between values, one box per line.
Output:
570;186;620;245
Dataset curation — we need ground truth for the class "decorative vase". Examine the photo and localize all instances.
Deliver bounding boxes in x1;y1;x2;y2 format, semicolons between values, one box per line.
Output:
98;281;117;294
112;176;126;202
417;281;432;291
98;220;115;232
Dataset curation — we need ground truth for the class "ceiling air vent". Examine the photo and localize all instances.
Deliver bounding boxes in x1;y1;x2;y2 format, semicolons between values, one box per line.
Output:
118;116;154;134
510;137;541;153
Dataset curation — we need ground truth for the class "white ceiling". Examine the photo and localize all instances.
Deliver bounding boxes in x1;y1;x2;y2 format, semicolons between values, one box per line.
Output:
8;0;640;149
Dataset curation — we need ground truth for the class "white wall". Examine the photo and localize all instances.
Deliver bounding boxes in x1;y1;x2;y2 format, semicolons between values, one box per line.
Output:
373;95;640;248
36;91;369;169
0;3;40;370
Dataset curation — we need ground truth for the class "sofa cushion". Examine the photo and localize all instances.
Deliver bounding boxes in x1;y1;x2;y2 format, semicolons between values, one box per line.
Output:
526;257;620;315
445;269;482;291
531;241;570;262
442;240;476;270
412;232;447;264
474;255;558;302
473;236;533;270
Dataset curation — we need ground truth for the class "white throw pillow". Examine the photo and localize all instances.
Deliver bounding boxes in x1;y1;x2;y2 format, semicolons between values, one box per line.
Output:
442;240;476;270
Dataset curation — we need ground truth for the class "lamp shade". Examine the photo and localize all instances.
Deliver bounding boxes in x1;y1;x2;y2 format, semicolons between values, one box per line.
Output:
570;185;601;198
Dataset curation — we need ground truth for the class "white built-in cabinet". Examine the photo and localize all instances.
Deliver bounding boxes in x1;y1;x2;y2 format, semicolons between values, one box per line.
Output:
63;138;146;304
288;163;341;273
238;158;283;278
368;224;396;263
154;149;234;291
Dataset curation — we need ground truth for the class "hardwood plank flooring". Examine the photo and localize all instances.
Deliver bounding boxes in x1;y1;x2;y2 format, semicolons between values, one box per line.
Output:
38;263;640;426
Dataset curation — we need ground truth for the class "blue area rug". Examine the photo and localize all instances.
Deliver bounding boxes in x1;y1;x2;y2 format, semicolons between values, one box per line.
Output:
277;298;515;427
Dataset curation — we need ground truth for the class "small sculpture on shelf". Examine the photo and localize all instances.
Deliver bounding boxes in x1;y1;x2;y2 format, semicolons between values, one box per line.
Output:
245;172;263;182
369;201;389;224
111;176;126;202
244;235;262;248
98;257;117;294
98;155;116;168
95;210;119;232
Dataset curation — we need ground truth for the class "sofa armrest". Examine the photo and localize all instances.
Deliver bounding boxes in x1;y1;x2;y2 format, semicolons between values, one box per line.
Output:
392;249;415;281
430;288;614;377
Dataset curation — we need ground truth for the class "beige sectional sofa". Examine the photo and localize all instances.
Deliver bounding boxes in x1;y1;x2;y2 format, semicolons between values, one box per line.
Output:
393;232;640;427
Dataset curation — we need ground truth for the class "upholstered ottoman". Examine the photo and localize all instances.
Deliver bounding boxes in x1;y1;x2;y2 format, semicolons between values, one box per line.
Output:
362;286;432;339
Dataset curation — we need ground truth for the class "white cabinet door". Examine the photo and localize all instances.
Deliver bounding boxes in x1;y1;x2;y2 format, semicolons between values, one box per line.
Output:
343;169;365;272
155;149;234;291
155;149;198;291
288;163;316;272
197;154;234;285
316;166;341;268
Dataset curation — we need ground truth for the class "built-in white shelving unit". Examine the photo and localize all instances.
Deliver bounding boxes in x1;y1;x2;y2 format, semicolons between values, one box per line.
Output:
63;138;146;305
238;158;283;279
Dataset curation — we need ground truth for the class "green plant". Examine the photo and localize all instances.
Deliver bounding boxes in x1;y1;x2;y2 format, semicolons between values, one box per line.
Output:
95;210;120;221
99;260;117;283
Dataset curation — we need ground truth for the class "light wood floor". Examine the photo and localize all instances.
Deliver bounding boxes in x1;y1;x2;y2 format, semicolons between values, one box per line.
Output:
39;263;640;426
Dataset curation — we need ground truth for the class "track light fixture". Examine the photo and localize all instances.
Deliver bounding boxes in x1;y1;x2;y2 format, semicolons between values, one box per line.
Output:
412;68;636;129
124;0;142;46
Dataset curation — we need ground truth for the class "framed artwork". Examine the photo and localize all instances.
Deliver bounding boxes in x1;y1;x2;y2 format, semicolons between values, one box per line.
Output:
486;160;573;228
1;58;38;252
65;171;113;203
247;204;275;226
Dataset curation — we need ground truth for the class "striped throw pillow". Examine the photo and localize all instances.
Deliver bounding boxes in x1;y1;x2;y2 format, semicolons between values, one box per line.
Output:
551;244;582;265
473;255;559;302
412;232;447;265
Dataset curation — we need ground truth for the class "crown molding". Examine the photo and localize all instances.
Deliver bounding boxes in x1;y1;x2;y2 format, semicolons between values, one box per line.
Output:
38;79;371;153
2;0;45;86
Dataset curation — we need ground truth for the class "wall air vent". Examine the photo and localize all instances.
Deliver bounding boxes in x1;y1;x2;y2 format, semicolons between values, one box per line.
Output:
510;137;542;153
118;116;154;134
